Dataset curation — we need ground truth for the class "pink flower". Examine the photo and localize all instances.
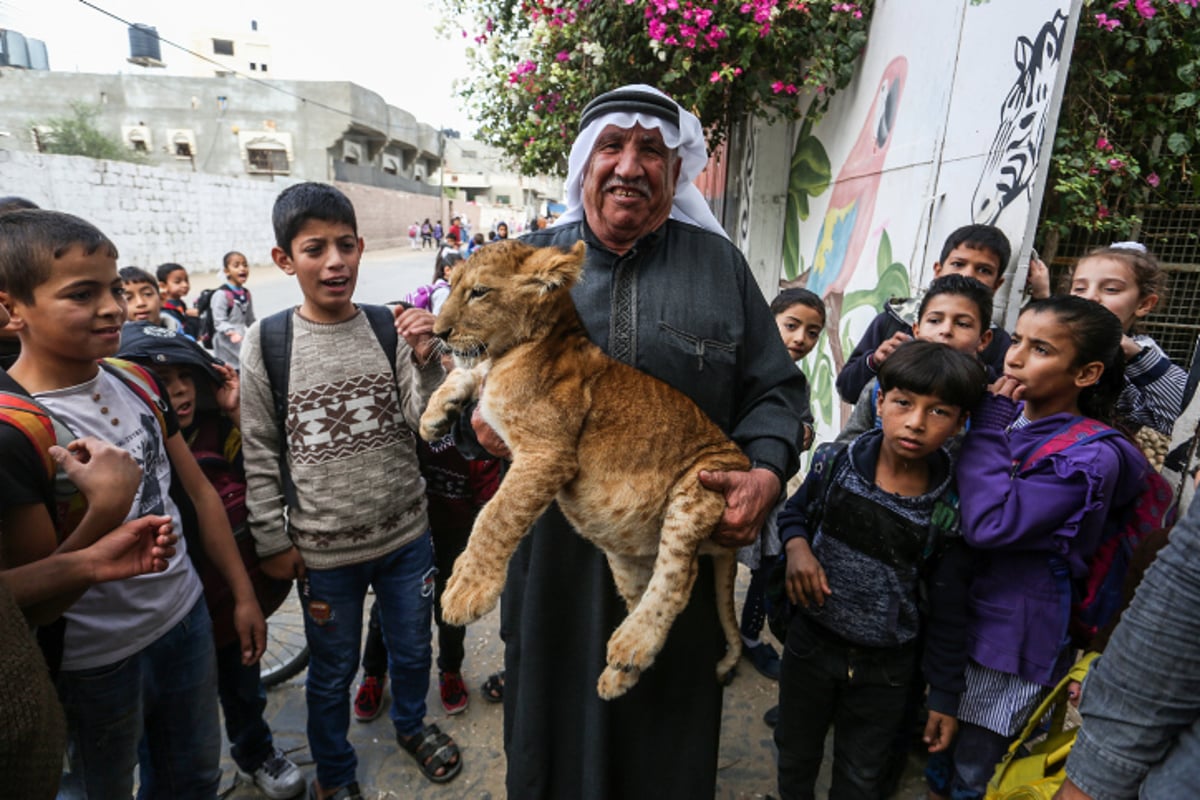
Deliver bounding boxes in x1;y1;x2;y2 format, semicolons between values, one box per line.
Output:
771;80;785;93
710;71;722;83
1096;136;1112;151
1089;167;1100;175
1113;0;1129;8
1108;157;1125;170
1097;205;1111;219
1147;172;1161;187
1095;12;1121;29
555;50;570;62
1135;0;1157;17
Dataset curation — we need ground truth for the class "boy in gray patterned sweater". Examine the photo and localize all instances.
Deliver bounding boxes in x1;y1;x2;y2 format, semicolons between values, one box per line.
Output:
241;183;460;799
773;341;985;800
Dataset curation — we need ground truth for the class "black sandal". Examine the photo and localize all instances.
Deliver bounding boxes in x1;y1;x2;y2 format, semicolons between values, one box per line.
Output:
397;723;462;784
481;670;505;703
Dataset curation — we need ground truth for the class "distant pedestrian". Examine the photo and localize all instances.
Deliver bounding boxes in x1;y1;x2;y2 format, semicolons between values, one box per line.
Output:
408;221;420;250
421;218;433;249
433;221;443;247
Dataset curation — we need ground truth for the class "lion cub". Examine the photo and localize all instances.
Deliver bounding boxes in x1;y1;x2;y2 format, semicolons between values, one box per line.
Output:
419;240;750;699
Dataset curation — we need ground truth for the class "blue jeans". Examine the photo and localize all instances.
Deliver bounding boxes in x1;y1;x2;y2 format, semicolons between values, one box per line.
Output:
302;534;436;790
214;640;274;773
56;598;221;800
947;722;1014;800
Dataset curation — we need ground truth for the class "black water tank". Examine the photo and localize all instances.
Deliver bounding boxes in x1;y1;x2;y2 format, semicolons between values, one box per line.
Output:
1;30;29;68
128;24;162;62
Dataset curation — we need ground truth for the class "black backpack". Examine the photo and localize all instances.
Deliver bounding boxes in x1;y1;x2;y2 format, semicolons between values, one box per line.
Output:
257;304;398;507
195;287;234;350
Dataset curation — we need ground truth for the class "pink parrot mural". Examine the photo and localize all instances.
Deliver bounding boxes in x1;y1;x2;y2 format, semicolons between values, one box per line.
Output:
805;56;907;369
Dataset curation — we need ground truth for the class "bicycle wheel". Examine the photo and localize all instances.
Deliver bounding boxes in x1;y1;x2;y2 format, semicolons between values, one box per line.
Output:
261;584;309;687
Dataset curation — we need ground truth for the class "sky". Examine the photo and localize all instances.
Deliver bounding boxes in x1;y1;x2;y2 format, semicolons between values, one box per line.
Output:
0;0;477;135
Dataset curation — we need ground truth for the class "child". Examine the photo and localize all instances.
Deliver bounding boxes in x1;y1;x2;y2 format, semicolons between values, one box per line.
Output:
739;288;823;681
1066;243;1186;436
213;250;255;371
117;322;304;800
774;340;985;799
0;208;265;798
946;295;1152;799
120;265;182;333
837;224;1012;404
157;261;199;337
241;182;457;798
839;273;995;442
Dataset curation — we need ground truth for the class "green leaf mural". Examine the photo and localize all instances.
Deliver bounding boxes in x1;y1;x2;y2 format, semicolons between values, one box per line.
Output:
782;116;832;281
841;231;910;320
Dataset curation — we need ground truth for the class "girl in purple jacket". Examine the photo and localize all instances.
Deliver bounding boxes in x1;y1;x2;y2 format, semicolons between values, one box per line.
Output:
944;296;1151;799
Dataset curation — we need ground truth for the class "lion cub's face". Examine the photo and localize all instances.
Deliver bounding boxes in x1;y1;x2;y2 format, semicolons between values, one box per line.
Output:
434;240;587;364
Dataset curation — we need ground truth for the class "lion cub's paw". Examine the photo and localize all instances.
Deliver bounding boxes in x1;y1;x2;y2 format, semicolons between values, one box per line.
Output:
418;401;460;443
440;569;501;626
605;616;660;675
597;665;641;700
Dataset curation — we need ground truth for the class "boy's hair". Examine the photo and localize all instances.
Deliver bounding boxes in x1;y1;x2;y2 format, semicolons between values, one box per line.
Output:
939;224;1012;273
919;274;994;331
272;182;357;255
770;287;827;327
877;340;987;412
0;209;119;305
222;251;246;269
0;196;39;215
119;266;159;291
156;262;187;283
1022;296;1125;426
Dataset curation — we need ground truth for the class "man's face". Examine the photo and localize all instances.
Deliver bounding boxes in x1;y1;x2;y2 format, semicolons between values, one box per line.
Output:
582;124;681;253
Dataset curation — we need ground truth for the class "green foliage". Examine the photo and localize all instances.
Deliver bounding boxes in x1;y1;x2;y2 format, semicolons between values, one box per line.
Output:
782;112;832;280
841;230;909;320
1042;0;1200;237
443;0;874;175
36;103;142;164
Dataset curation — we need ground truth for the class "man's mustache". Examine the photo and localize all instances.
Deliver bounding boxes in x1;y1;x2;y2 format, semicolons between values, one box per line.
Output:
601;178;650;196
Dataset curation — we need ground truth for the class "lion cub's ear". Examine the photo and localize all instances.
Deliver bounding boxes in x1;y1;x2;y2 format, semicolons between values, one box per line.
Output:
526;241;586;294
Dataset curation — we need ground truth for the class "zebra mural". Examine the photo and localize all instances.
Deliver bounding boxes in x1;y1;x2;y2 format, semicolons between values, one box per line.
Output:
971;9;1068;226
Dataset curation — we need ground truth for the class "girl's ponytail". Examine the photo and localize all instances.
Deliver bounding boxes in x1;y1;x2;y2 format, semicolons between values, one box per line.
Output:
1023;296;1126;426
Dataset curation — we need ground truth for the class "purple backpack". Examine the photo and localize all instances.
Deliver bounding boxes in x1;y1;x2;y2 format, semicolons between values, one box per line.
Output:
1019;417;1176;648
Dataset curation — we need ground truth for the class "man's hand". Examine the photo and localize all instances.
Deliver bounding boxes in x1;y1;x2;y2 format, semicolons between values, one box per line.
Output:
234;598;267;665
51;437;142;515
88;514;177;583
698;467;779;548
923;710;958;753
229;331;243;344
1027;256;1051;300
784;537;831;607
470;405;512;460
260;547;306;582
1053;779;1095;800
394;306;440;365
872;332;912;369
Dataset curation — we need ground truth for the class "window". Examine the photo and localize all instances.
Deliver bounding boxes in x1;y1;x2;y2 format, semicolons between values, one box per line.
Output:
251;19;258;31
249;62;257;71
247;146;289;173
212;39;234;56
260;64;268;72
175;141;193;157
496;195;511;205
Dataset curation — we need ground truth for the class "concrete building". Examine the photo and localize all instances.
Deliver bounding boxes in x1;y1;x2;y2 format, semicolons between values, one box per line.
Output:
435;136;563;232
0;68;444;195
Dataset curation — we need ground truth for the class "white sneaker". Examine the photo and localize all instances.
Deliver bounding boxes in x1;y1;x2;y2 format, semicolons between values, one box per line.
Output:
239;748;305;799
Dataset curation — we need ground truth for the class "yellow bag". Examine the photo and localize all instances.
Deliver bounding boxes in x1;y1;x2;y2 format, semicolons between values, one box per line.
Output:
984;652;1099;800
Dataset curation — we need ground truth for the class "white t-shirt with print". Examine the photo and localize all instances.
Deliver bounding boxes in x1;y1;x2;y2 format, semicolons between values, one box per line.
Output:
36;369;203;671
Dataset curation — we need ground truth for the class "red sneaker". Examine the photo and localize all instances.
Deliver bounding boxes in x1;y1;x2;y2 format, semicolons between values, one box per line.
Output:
439;671;469;715
354;675;386;722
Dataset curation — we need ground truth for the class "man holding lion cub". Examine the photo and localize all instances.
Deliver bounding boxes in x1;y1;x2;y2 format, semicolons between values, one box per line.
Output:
456;84;808;799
